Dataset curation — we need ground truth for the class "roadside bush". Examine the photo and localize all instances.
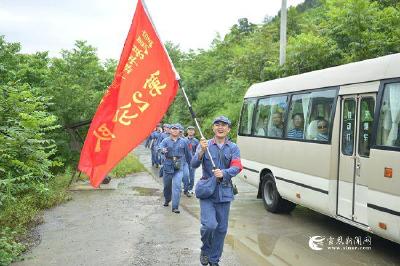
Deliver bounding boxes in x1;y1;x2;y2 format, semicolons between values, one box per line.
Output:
110;154;146;178
78;154;146;181
0;228;25;266
0;173;71;265
0;83;60;207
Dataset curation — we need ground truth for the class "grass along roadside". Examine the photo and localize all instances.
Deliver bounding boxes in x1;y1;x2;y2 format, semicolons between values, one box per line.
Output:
0;171;72;266
109;153;147;178
78;153;147;181
0;153;146;265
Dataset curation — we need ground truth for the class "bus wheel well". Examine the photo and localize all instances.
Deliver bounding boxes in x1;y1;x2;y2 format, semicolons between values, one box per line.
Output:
257;169;272;199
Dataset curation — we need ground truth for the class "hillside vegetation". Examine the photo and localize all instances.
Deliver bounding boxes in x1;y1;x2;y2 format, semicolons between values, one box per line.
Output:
166;0;400;137
0;0;399;263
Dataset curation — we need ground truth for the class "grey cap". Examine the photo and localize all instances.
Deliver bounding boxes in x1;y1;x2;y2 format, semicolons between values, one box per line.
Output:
212;116;231;126
163;123;170;128
187;126;195;130
170;123;180;129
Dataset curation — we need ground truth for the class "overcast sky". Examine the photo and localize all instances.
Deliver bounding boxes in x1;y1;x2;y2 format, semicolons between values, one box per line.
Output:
0;0;304;60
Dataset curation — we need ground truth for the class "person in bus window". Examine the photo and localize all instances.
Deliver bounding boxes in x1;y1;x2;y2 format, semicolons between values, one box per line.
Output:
287;113;304;139
255;116;267;136
268;112;284;137
315;119;329;141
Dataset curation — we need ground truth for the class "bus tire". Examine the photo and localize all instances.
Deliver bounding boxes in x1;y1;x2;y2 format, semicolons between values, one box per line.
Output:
279;198;296;213
261;174;296;213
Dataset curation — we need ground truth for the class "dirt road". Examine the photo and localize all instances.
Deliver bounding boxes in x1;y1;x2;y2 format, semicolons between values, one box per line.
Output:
13;144;400;265
13;151;240;266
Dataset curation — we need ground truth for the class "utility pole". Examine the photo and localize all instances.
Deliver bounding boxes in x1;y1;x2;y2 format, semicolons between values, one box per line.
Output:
279;0;287;66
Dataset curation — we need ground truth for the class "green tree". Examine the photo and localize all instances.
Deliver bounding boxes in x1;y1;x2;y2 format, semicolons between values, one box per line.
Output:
0;83;59;205
285;33;341;74
47;40;114;125
45;41;116;164
0;36;21;83
323;0;400;62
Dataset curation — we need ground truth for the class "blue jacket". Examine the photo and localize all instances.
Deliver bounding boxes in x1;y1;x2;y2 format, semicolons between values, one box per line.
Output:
149;131;161;149
157;132;170;147
191;138;242;203
159;137;192;172
185;136;199;156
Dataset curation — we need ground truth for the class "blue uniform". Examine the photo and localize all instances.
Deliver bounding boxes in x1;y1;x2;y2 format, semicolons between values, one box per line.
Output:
159;136;192;210
191;138;242;264
149;131;161;166
157;132;170;176
181;139;190;194
183;136;199;192
145;135;151;148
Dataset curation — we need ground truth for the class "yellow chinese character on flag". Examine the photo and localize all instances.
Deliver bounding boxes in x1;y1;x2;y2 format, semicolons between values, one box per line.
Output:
128;55;138;67
124;63;133;76
93;124;116;152
132;45;145;60
143;70;166;96
113;103;139;126
142;31;153;48
137;37;149;55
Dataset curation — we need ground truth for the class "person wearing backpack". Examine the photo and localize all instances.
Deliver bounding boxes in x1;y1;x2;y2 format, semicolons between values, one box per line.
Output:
191;116;242;266
159;123;192;213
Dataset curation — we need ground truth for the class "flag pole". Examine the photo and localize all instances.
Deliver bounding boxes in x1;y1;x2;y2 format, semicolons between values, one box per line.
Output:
141;0;215;168
178;80;216;169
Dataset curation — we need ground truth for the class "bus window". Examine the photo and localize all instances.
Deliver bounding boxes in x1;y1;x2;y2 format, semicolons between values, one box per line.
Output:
239;98;257;135
358;97;375;157
342;99;356;155
266;96;287;138
377;82;400;147
286;94;306;139
304;89;336;141
253;98;270;136
286;89;336;141
253;96;287;138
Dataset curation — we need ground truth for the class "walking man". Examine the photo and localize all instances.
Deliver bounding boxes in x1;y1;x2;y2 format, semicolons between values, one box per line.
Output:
159;123;192;213
191;116;242;266
178;124;191;197
157;123;171;177
149;124;162;167
184;126;199;196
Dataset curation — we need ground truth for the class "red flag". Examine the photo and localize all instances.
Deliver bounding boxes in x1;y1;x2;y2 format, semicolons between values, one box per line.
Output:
78;0;179;187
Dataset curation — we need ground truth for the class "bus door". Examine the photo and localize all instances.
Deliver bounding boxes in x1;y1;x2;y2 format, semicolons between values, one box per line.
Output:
337;94;375;225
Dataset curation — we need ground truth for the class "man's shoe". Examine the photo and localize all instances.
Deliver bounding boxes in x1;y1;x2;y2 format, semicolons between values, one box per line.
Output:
172;209;180;214
186;192;192;198
163;202;169;207
209;263;219;266
200;251;209;265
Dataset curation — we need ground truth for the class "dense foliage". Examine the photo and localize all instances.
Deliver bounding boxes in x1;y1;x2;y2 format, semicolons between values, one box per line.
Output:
0;37;116;206
165;0;400;138
0;0;399;263
0;38;115;264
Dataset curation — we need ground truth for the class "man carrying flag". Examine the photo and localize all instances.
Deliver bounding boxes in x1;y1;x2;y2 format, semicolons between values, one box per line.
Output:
78;1;237;265
78;0;179;187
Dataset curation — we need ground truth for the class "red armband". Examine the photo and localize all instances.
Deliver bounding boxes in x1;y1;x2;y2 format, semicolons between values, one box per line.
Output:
230;158;243;172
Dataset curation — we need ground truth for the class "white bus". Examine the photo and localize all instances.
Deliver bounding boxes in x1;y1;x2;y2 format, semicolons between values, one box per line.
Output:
237;53;400;244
